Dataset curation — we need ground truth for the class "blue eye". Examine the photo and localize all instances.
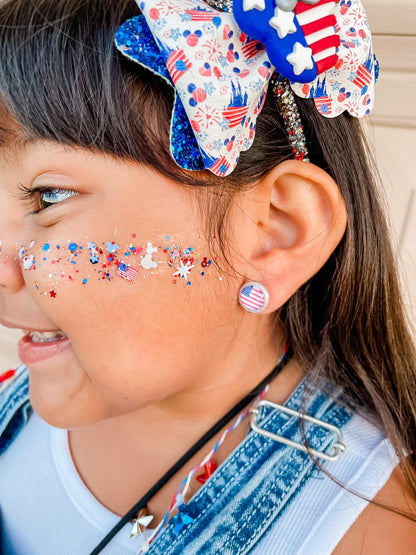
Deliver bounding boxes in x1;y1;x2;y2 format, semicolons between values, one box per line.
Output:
17;184;78;213
38;188;78;210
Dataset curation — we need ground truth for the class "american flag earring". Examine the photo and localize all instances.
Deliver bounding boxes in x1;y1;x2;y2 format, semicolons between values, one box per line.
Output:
238;282;270;313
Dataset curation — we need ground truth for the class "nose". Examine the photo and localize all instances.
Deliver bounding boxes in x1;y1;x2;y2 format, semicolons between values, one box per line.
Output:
0;237;26;296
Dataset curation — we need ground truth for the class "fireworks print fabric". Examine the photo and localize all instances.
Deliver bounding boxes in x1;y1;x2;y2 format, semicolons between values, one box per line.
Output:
290;0;378;117
115;0;272;176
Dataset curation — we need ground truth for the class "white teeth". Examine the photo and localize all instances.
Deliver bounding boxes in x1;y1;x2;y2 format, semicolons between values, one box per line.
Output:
30;331;67;343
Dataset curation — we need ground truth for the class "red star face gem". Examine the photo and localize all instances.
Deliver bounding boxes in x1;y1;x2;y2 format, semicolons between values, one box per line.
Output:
196;460;218;485
50;290;57;298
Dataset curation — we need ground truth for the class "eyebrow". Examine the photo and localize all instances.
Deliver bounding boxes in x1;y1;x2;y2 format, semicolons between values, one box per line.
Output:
0;130;39;164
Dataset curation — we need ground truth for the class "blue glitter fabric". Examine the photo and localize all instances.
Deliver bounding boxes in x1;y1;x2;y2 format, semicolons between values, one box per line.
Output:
115;16;204;171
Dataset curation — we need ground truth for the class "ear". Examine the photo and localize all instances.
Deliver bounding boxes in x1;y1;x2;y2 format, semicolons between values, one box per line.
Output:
234;160;347;313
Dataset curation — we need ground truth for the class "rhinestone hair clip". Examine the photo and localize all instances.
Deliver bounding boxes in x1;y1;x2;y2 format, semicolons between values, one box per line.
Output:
271;73;309;162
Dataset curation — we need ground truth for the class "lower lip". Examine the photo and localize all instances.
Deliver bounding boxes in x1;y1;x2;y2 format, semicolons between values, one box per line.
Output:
18;334;71;366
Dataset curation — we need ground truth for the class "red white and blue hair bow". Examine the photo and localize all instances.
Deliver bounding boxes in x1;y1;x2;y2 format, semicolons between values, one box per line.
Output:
115;0;378;176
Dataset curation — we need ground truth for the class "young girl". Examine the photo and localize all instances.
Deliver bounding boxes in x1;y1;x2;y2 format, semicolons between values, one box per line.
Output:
0;0;415;553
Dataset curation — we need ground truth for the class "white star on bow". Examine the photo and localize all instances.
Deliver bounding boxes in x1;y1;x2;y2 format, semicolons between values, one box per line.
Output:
173;260;195;279
269;7;297;39
243;0;266;11
286;42;314;75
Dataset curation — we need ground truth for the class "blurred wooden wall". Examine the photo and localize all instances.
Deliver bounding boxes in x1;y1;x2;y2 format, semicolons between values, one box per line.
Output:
365;0;416;330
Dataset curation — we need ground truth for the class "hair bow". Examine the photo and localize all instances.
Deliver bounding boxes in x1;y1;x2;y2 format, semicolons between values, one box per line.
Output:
233;0;378;117
116;0;273;177
115;0;378;177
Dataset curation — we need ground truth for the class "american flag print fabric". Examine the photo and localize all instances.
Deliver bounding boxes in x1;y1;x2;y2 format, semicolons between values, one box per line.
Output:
239;282;269;313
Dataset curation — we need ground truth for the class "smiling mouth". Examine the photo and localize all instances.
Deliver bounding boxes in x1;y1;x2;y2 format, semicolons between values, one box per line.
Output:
27;330;67;343
18;330;71;366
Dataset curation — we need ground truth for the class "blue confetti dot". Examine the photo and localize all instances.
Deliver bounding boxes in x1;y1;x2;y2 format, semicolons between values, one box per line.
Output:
166;235;170;240
82;279;88;284
43;243;50;251
187;281;191;286
68;243;78;252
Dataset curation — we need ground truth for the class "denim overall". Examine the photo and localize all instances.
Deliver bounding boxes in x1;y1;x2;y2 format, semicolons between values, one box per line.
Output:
0;366;353;554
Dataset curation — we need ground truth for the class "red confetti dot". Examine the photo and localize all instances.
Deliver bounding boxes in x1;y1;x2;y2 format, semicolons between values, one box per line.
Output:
149;7;159;19
132;234;136;238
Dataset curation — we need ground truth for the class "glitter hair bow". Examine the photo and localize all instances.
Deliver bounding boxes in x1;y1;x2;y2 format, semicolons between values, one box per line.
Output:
115;0;378;176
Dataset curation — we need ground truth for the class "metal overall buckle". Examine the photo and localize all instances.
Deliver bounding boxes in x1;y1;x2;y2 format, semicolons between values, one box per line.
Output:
250;400;346;462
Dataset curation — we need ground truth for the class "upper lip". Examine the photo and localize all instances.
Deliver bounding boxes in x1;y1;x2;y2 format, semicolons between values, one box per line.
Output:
0;317;62;333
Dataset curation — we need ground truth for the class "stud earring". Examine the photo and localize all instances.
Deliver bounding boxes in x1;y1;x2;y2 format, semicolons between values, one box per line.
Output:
238;281;270;313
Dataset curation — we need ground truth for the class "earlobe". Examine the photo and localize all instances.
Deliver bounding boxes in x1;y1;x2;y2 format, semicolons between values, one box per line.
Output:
241;160;347;313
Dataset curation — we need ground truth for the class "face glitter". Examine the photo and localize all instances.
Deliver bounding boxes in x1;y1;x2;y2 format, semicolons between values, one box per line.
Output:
18;234;221;298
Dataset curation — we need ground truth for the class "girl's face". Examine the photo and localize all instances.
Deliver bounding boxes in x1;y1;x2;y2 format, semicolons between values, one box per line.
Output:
0;139;267;427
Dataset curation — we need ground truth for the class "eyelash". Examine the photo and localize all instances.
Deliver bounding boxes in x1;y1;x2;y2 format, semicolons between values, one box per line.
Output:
17;184;78;213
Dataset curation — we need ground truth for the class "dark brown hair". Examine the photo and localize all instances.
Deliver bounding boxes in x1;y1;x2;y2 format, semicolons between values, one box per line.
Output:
0;0;415;518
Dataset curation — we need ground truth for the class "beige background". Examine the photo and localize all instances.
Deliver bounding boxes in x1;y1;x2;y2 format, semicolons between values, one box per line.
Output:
1;0;415;370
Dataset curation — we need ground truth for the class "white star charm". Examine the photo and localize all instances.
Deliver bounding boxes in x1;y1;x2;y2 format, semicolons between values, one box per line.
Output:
173;260;195;279
269;7;297;39
131;514;154;540
286;42;313;75
243;0;266;11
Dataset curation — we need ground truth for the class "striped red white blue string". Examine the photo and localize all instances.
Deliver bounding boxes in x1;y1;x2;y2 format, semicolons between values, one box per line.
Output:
139;384;271;549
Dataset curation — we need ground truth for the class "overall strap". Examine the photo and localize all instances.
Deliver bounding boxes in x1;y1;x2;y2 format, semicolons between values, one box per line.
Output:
0;366;31;457
149;379;353;554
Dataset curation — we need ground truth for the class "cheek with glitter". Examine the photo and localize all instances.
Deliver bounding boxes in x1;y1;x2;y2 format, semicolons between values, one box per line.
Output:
19;234;223;298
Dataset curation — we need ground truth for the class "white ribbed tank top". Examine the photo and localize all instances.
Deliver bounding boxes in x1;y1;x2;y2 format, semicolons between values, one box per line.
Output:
0;408;398;554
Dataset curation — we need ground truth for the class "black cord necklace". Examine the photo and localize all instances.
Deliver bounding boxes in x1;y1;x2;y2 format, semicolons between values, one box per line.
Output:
89;345;293;554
